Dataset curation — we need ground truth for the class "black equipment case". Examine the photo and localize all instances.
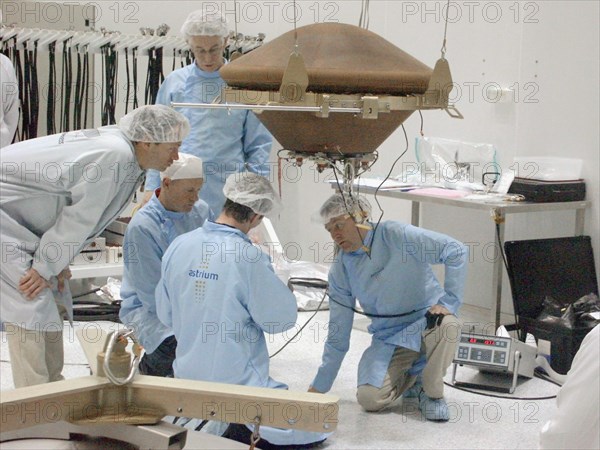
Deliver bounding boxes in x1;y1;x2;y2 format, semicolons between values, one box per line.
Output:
508;178;586;202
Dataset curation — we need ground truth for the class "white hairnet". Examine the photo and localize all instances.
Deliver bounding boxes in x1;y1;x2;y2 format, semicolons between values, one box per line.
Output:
118;105;190;143
223;172;282;217
315;194;372;224
180;10;229;40
161;153;203;180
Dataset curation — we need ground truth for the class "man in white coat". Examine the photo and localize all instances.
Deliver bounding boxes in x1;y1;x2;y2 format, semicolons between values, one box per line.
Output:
0;104;190;388
539;324;600;449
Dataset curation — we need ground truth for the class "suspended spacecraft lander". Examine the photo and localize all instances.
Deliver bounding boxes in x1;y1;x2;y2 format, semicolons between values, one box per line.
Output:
173;22;462;186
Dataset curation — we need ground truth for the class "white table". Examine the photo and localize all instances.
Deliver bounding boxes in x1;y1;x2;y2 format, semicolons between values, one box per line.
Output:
70;262;123;280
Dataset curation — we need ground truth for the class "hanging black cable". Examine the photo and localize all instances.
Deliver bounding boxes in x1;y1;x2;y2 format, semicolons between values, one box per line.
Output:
172;47;176;72
21;40;34;140
144;46;163;105
124;47;131;114
59;38;73;132
156;45;164;92
30;40;39;138
13;40;25;141
58;42;64;131
101;43;118;125
109;44;118;123
82;46;90;128
72;45;83;129
131;47;139;109
46;40;57;135
21;41;30;140
144;47;153;105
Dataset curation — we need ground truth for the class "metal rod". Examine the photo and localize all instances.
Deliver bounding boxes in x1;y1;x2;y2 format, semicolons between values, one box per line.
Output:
170;102;362;114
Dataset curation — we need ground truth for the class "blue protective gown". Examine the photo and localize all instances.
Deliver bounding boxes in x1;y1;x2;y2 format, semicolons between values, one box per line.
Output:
119;191;212;354
0;127;144;329
156;221;329;445
145;63;272;214
311;221;468;393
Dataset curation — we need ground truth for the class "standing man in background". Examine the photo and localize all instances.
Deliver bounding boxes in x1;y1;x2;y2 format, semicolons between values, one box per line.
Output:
1;105;189;388
120;153;212;377
143;9;273;215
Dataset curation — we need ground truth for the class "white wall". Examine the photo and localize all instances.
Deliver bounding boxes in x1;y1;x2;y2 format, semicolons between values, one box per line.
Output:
14;1;597;316
101;0;599;316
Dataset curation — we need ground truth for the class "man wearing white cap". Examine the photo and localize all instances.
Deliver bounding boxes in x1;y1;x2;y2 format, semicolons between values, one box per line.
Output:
119;153;213;377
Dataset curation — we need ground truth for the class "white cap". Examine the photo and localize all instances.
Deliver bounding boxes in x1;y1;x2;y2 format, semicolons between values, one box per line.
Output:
160;153;203;180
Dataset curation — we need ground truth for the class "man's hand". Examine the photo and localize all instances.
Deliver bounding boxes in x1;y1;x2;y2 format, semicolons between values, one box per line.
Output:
428;304;450;315
308;386;322;393
57;267;72;294
19;268;50;300
425;304;451;329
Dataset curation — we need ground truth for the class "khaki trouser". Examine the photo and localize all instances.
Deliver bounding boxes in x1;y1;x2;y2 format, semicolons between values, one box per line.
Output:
357;314;461;411
4;304;67;388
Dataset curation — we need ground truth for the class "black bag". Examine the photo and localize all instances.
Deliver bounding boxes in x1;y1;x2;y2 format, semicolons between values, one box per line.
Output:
571;293;600;329
536;293;600;330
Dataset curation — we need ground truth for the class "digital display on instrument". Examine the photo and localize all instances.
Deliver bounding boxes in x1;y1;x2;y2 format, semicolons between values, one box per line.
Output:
460;336;508;348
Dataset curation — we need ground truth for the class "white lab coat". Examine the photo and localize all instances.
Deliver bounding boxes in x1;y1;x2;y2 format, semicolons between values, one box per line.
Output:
539;324;600;449
0;54;19;148
0;127;144;329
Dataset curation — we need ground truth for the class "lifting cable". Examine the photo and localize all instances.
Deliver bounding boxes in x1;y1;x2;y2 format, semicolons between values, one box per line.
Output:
359;0;370;29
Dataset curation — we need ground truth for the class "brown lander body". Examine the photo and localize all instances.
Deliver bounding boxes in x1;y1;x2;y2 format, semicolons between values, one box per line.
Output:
219;22;452;159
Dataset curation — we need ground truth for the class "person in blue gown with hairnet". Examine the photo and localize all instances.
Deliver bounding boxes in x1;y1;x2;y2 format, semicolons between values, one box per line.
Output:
156;173;329;449
143;9;272;215
309;193;468;422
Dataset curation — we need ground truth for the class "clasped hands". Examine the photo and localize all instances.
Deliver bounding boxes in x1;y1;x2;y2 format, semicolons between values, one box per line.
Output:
19;267;72;300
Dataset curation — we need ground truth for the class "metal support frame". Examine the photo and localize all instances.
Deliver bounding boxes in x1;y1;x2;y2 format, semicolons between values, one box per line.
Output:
1;376;338;434
171;56;462;120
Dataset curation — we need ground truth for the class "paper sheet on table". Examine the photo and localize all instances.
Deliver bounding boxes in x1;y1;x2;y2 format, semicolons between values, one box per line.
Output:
328;178;421;190
409;187;470;198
